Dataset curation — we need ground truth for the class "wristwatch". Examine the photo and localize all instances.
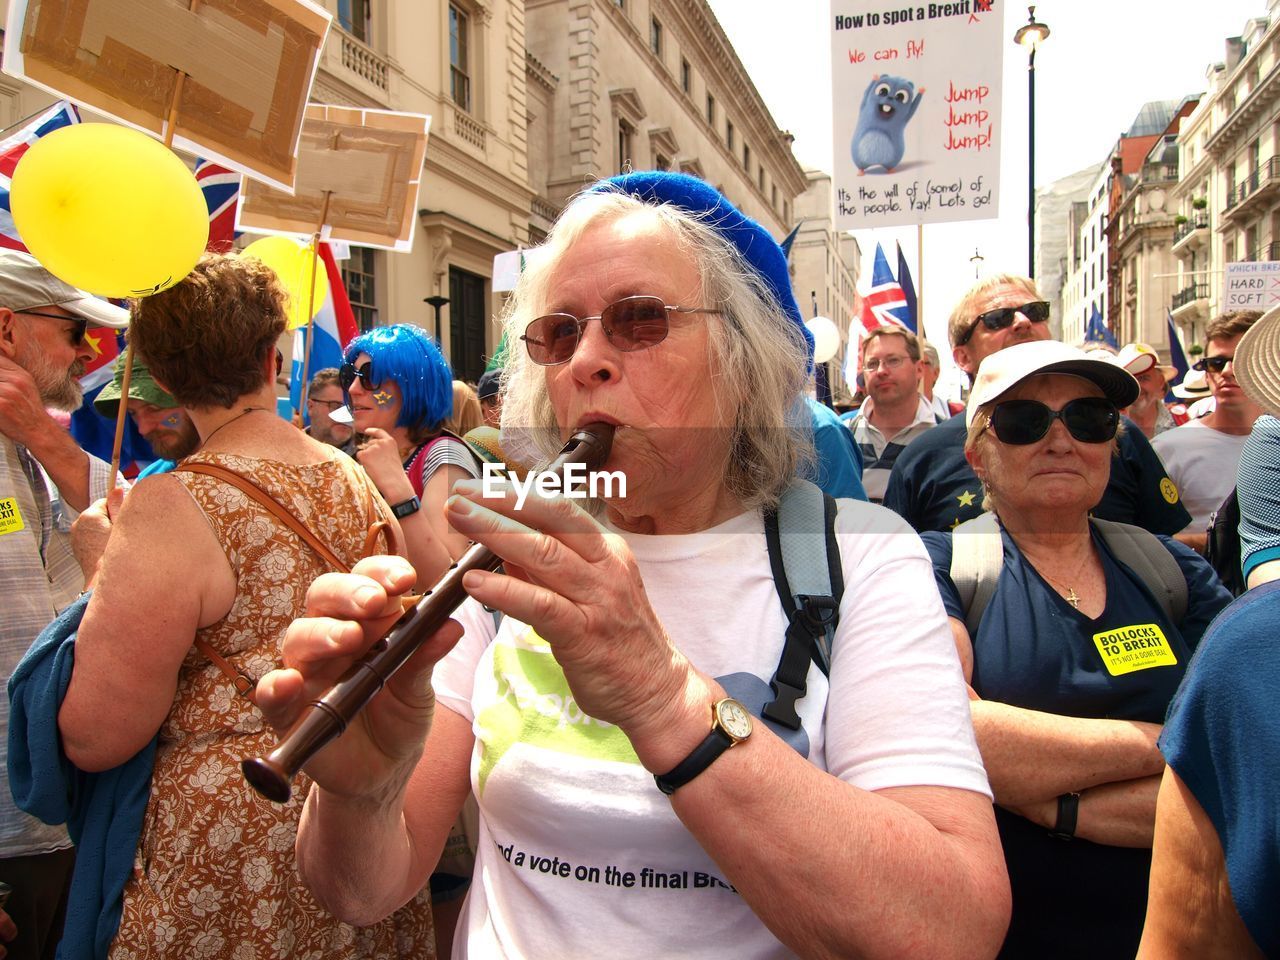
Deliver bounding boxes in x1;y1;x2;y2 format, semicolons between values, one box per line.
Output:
1049;792;1081;840
390;495;421;519
654;698;753;796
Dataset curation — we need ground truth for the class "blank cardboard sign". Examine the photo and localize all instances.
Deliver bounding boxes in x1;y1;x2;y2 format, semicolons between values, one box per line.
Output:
237;105;430;252
3;0;330;191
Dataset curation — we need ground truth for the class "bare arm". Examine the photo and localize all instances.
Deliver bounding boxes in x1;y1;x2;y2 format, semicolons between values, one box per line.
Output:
422;463;474;562
1174;530;1208;555
59;475;234;770
297;706;474;926
971;699;1164;805
356;429;453;577
1138;768;1264;959
948;617;1165;806
1007;774;1162;847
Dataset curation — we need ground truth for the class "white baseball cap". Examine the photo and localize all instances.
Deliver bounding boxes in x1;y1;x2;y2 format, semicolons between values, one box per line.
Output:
0;249;129;328
966;340;1140;427
1116;342;1177;381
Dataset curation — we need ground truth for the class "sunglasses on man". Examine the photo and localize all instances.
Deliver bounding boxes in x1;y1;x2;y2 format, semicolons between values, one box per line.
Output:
521;295;724;365
985;397;1119;446
338;361;376;391
1191;355;1233;374
956;301;1050;347
22;309;88;347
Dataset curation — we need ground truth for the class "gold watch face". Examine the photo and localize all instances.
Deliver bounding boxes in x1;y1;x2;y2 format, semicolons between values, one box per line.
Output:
715;699;753;741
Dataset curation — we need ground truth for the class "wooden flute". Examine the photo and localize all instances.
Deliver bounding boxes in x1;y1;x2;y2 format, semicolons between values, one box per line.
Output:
242;422;616;802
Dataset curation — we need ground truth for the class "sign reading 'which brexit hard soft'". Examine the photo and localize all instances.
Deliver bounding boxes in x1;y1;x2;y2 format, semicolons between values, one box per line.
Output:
830;0;1004;230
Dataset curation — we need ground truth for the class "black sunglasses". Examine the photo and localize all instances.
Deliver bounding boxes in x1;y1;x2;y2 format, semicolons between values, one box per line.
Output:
957;301;1050;347
987;397;1119;446
338;361;375;391
22;309;87;346
1192;355;1233;374
521;295;724;365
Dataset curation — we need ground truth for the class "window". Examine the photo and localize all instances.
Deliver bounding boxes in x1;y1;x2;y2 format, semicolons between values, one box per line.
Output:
342;247;378;332
743;143;751;171
706;93;716;126
758;166;765;192
617;118;633;174
650;17;662;57
726;120;735;151
449;5;471;112
656;154;670;171
681;58;691;95
771;184;778;210
338;0;372;42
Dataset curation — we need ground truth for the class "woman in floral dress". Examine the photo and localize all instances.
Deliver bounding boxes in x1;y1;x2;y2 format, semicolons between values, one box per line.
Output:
58;254;441;959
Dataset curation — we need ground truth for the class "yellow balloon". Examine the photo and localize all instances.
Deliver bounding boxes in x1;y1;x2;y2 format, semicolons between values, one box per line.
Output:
240;236;331;330
10;124;208;298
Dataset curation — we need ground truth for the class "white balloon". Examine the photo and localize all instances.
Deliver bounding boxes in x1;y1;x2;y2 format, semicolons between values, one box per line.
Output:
806;316;841;363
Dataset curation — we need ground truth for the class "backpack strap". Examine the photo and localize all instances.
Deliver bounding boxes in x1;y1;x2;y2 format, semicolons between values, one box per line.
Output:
1091;518;1188;624
949;512;1004;636
761;479;843;731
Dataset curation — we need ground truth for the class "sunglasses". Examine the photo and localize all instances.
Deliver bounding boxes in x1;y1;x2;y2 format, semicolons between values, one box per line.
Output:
1192;355;1233;374
23;309;88;346
521;295;724;365
986;397;1119;446
957;301;1050;347
338;361;375;391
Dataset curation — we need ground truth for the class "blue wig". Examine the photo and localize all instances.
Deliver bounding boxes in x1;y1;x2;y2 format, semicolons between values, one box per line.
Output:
344;324;453;434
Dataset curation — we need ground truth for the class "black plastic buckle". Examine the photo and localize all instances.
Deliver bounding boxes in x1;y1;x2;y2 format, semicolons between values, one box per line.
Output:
762;680;804;730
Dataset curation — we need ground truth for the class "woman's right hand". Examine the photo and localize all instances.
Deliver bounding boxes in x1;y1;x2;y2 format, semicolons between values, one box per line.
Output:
254;555;463;800
357;428;416;502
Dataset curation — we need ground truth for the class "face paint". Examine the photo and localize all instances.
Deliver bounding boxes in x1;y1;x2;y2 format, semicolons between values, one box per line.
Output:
161;412;182;428
373;390;394;406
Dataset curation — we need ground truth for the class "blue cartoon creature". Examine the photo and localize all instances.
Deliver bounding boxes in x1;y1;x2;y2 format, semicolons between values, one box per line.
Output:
852;74;925;174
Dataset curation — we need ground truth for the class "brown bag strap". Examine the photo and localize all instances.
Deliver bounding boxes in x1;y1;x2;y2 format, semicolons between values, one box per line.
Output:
179;461;350;573
177;460;359;698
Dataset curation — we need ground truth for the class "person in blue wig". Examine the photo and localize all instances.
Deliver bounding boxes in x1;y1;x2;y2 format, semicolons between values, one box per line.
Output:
259;172;1009;958
342;323;480;568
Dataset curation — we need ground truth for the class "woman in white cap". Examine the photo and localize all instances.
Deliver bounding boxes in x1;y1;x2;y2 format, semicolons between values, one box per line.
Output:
919;340;1232;959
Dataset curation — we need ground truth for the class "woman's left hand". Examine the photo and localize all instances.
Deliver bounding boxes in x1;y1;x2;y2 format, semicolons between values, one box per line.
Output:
446;479;697;744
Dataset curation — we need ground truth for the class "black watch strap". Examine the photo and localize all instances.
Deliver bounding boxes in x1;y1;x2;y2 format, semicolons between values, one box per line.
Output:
654;727;734;796
1049;792;1081;840
390;495;421;519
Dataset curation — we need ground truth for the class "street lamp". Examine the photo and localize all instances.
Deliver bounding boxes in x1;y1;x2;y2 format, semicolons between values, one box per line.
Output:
970;247;985;279
424;295;449;343
1014;5;1050;279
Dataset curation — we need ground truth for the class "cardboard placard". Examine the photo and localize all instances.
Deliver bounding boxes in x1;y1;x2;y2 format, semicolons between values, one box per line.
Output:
3;0;330;192
237;105;430;252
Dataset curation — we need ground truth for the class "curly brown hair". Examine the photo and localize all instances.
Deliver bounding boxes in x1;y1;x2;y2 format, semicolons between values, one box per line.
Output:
129;253;287;409
1205;310;1262;346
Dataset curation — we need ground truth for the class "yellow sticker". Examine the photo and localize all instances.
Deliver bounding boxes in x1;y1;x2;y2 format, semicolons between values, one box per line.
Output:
1093;623;1177;676
0;497;25;536
1160;478;1180;504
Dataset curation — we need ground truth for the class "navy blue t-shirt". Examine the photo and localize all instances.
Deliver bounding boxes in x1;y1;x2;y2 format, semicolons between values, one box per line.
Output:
885;415;1193;535
923;524;1231;959
1161;580;1280;957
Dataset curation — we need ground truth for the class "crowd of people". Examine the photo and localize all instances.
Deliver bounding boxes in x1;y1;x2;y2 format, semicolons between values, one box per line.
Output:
0;169;1277;959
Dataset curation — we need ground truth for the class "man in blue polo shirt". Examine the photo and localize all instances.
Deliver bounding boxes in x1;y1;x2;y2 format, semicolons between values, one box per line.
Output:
882;273;1192;535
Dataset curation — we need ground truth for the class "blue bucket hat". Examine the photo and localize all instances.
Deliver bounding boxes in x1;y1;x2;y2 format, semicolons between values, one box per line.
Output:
588;172;812;361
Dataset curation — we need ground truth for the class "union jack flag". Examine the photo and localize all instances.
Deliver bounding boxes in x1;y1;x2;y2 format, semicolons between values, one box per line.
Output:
195;158;241;251
858;242;911;333
0;101;81;251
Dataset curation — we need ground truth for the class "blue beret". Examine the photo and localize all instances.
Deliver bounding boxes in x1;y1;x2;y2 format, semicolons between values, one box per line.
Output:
589;171;812;361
